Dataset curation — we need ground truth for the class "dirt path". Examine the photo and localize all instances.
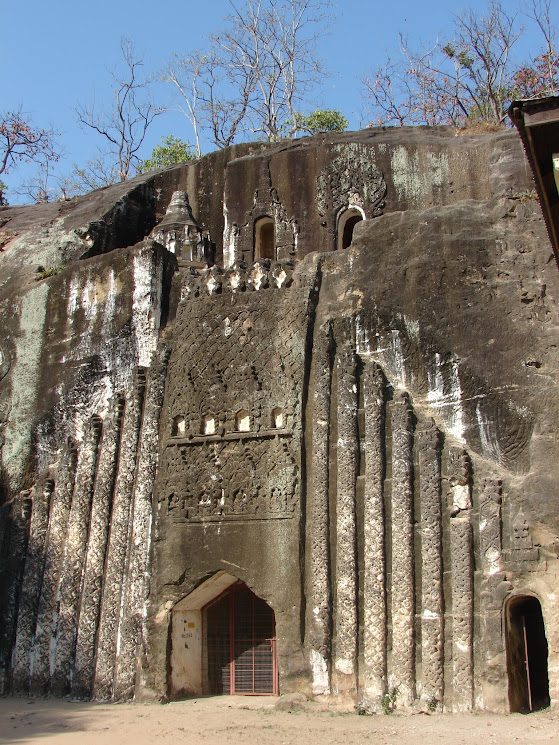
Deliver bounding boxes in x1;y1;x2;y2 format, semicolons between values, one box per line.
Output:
1;695;558;745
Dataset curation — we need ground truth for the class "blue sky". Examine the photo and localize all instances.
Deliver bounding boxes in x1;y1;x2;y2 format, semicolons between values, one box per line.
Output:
2;0;558;203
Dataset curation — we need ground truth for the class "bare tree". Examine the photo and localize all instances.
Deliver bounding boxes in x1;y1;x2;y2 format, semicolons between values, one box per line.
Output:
362;1;522;128
164;47;254;152
76;38;163;181
523;0;558;95
0;109;59;204
164;0;332;148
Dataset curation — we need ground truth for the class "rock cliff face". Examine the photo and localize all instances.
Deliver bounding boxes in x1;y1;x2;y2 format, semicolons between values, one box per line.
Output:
0;127;558;713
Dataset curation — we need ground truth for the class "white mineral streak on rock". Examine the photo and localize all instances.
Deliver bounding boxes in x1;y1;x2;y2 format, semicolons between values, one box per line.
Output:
2;282;49;488
132;250;162;368
427;353;445;404
67;273;80;315
102;269;117;325
355;314;371;355
402;315;420;342
222;204;235;268
476;402;501;462
448;361;465;441
390;329;406;390
427;355;465;443
310;649;330;695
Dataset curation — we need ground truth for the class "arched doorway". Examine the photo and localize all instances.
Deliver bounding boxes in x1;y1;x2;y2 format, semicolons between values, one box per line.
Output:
254;216;275;260
205;581;278;694
337;207;365;250
169;572;278;698
505;595;550;713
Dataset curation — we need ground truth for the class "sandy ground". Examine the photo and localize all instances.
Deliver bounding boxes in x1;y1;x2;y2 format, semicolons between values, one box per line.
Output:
1;695;559;745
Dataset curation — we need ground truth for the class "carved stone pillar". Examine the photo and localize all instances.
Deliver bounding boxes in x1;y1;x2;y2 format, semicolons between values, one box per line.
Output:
307;325;332;695
30;442;77;695
94;372;145;700
114;350;169;700
362;361;386;705
72;397;125;698
334;347;358;693
418;420;443;709
390;392;415;707
478;478;507;709
50;417;102;695
448;448;473;712
0;492;31;694
12;479;53;693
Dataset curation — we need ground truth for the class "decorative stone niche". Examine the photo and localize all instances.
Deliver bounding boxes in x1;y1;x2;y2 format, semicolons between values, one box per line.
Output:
235;409;251;432
202;415;216;435
171;415;186;437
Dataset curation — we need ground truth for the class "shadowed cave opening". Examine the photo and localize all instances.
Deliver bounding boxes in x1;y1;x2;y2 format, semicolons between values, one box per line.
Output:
506;595;550;713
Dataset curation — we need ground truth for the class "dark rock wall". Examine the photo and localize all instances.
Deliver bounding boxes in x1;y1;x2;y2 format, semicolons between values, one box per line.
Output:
0;127;558;712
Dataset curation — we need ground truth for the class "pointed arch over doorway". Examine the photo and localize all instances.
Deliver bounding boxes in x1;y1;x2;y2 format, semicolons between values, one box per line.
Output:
169;572;278;698
505;594;550;713
336;206;365;250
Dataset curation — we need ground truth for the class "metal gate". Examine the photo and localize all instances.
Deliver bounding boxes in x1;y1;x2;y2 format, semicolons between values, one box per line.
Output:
206;582;278;695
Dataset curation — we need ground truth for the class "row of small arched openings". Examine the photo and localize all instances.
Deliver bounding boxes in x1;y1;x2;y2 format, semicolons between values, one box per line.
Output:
253;206;365;260
171;407;284;437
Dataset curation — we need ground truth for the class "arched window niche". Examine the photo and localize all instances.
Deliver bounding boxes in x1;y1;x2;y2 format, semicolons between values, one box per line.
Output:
254;216;275;260
337;206;365;250
271;407;283;429
171;415;186;437
235;409;251;432
202;414;216;435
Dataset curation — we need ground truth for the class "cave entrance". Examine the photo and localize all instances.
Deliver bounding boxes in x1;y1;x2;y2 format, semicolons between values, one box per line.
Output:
205;581;278;695
505;595;550;713
169;572;278;698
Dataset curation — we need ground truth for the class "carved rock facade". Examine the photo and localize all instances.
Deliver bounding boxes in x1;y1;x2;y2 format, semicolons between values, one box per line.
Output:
0;128;558;713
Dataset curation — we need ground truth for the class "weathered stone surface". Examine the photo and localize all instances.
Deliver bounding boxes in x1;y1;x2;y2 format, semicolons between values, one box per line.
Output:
1;126;559;713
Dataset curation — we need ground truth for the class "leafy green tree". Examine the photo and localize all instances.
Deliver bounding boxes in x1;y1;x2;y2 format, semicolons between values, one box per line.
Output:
140;135;196;172
296;109;348;134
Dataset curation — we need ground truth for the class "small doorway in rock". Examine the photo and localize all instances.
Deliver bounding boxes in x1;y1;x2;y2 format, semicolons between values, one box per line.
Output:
254;217;275;260
505;595;550;713
205;581;278;694
337;207;365;250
